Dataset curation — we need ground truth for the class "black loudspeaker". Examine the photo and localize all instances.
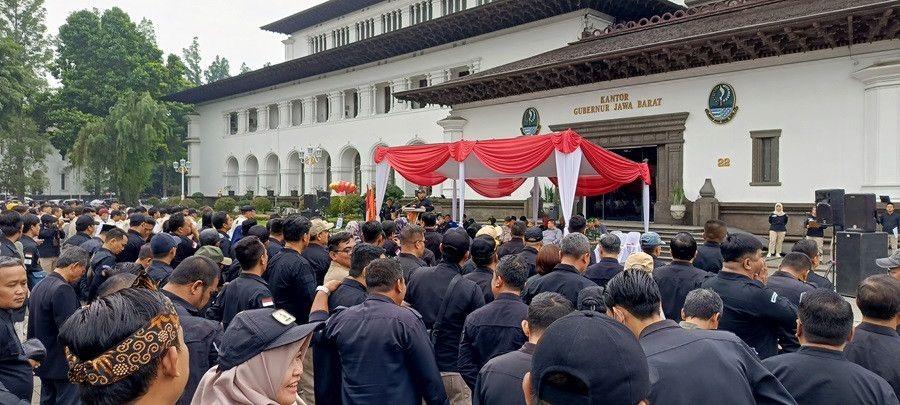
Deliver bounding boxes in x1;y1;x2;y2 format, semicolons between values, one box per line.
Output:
835;231;888;296
843;194;877;232
815;189;845;230
303;194;317;211
317;190;331;211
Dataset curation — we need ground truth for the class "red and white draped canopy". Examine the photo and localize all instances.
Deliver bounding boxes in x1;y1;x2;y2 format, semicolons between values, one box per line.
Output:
373;129;652;231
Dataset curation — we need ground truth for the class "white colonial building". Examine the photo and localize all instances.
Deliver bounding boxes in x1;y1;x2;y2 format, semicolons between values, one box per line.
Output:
165;0;900;234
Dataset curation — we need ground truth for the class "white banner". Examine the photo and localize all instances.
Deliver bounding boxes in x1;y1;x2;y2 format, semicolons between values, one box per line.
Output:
554;148;583;235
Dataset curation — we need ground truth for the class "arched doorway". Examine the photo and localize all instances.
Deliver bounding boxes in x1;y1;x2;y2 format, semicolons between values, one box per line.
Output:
225;157;239;195
286;151;304;195
264;154;281;196
340;147;361;188
244;155;259;195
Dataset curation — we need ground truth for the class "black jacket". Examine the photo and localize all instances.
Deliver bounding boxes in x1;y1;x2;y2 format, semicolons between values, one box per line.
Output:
806;271;835;291
702;272;799;359
266;248;317;324
397;252;426;281
147;259;174;288
694;241;724;273
328;278;367;313
424;229;443;262
768;214;789;232
463;266;494;304
205;273;272;330
0;237;18;260
62;232;91;248
879;212;900;234
497;238;524;259
766;271;815;308
474;343;534;405
406;260;485;372
37;226;63;258
172;234;197;269
18;236;42;274
844;322;900;397
517;247;538;277
521;263;595;306
0;309;31;401
162;290;222;405
640;320;795;405
118;229;146;263
805;215;826;238
763;347;898;404
585;257;624;287
653;260;713;321
458;293;527;389
26;272;79;380
301;243;331;286
84;247;116;301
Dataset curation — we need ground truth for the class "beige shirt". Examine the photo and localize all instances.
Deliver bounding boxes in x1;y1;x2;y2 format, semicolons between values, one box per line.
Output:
324;261;351;284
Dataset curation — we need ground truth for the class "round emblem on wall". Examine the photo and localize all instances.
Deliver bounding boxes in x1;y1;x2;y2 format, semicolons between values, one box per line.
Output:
520;107;541;135
705;83;739;124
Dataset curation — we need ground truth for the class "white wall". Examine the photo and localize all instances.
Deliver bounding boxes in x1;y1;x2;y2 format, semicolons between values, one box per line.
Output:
452;48;900;203
42;148;88;196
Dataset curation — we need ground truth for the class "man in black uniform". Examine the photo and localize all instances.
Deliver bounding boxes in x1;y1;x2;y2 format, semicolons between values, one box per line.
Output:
516;227;542;277
361;220;385;247
791;239;834;291
763;289;898;404
266;215;316;325
0;211;22;259
62;214;95;248
147;233;178;287
322;258;447;404
694;219;727;273
459;255;528;389
161;256;223;405
606;269;795;405
585;233;624;287
328;243;384;313
766;252;815;307
464;236;497;304
83;227;126;301
19;214;46;289
497;221;526;259
413;189;435;212
302;218;333;285
168;213;197;269
653;232;712;321
702;233;798;359
266;217;285;259
118;213;148;263
0;257;32;402
206;236;272;330
473;292;572;405
844;275;900;396
422;213;443;262
406;228;485;404
522;232;596;305
640;232;668;269
27;247;88;405
211;212;232;259
397;225;427;281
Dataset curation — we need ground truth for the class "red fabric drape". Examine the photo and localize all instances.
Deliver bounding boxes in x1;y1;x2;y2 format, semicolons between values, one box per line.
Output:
579;141;652;185
374;144;451;186
549;176;641;197
466;178;527;198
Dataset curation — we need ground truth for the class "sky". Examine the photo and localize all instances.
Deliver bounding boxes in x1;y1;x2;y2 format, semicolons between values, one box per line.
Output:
43;0;330;76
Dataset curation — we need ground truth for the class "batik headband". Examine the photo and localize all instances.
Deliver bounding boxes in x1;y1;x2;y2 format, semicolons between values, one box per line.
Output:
65;300;180;386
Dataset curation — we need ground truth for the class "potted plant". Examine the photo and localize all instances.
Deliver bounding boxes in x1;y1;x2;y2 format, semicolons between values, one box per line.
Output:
290;189;299;197
264;186;275;197
670;182;686;220
224;185;235;197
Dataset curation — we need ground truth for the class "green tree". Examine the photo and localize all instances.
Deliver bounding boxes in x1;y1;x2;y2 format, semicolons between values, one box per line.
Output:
204;55;230;83
0;0;52;75
70;92;170;204
239;62;251;74
182;36;203;86
0;113;49;197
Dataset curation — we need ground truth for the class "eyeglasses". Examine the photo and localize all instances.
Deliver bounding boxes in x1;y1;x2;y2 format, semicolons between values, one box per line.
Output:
339;247;354;254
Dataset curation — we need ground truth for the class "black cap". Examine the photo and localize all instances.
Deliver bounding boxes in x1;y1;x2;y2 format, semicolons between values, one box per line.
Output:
199;228;220;246
129;213;146;227
75;215;98;229
470;237;496;261
40;214;56;224
217;308;321;370
525;227;544;242
532;311;649;405
240;205;256;213
441;228;471;258
99;224;117;233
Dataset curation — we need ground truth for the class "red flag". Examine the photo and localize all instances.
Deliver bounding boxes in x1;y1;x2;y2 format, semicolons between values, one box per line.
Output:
365;185;376;221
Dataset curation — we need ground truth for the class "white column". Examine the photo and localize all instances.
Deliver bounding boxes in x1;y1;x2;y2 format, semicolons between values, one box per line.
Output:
328;91;342;122
360;164;373;187
186;114;202;194
283;37;295;60
853;61;900;197
437;114;467;197
357;85;374;117
257;105;268;131
429;69;448;86
237;110;247;134
223;113;230;135
469;59;481;75
278;102;291;128
391;78;409;112
302;97;315;124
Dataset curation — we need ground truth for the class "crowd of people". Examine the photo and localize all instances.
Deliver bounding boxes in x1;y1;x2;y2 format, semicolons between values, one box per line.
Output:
0;197;898;405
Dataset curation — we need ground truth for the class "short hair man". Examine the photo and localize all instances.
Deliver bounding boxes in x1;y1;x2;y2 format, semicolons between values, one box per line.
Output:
694;219;727;273
522;233;596;305
767;252;816;308
422;212;443;262
147;233;179;287
20;213;46;289
27;247;89;405
762;289;897;404
791;239;834;290
497;221;526;259
118;214;149;263
321;258;447;404
167;213;197;269
702;233;798;359
397;225;427;281
266;217;285;258
459;255;530;389
161;256;223;405
211;212;232;259
585;233;624;287
361;220;384;247
0;211;23;258
879;203;899;253
640;232;668;269
323;232;356;284
844;275;900;396
680;288;723;330
465;236;498;304
59;289;189;405
406;228;486;403
652;232;712;321
516;227;543;277
302;218;334;285
266;215;317;325
474;292;572;405
206;236;273;330
328;243;385;313
83;227;127;301
0;257;31;401
875;250;900;281
63;214;95;248
606;269;794;405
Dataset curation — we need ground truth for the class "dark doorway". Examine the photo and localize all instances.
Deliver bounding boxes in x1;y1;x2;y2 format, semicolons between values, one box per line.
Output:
585;146;657;221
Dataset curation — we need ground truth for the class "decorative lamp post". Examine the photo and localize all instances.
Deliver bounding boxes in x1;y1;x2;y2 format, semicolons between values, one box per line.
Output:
301;145;324;191
173;159;191;200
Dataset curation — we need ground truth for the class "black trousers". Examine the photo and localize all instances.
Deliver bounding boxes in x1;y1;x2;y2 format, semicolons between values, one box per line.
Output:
40;378;80;405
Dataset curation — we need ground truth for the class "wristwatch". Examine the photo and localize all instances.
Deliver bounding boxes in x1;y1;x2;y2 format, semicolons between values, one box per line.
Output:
316;285;331;295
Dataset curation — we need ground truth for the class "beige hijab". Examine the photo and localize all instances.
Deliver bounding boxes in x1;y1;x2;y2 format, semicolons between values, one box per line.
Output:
773;203;785;216
192;336;312;405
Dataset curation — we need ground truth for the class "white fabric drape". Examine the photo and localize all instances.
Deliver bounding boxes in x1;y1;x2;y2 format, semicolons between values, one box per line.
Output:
374;161;390;215
642;183;650;232
554;148;582;235
458;162;466;221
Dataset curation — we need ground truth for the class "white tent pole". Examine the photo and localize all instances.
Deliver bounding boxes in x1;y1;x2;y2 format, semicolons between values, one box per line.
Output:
451;180;458;222
374;161;390;215
531;178;539;224
458;162;466;222
582;196;587;217
642;183;650;232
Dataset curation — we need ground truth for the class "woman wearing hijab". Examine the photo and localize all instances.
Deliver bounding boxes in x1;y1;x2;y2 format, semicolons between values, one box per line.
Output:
192;308;320;405
344;221;361;243
768;203;789;257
